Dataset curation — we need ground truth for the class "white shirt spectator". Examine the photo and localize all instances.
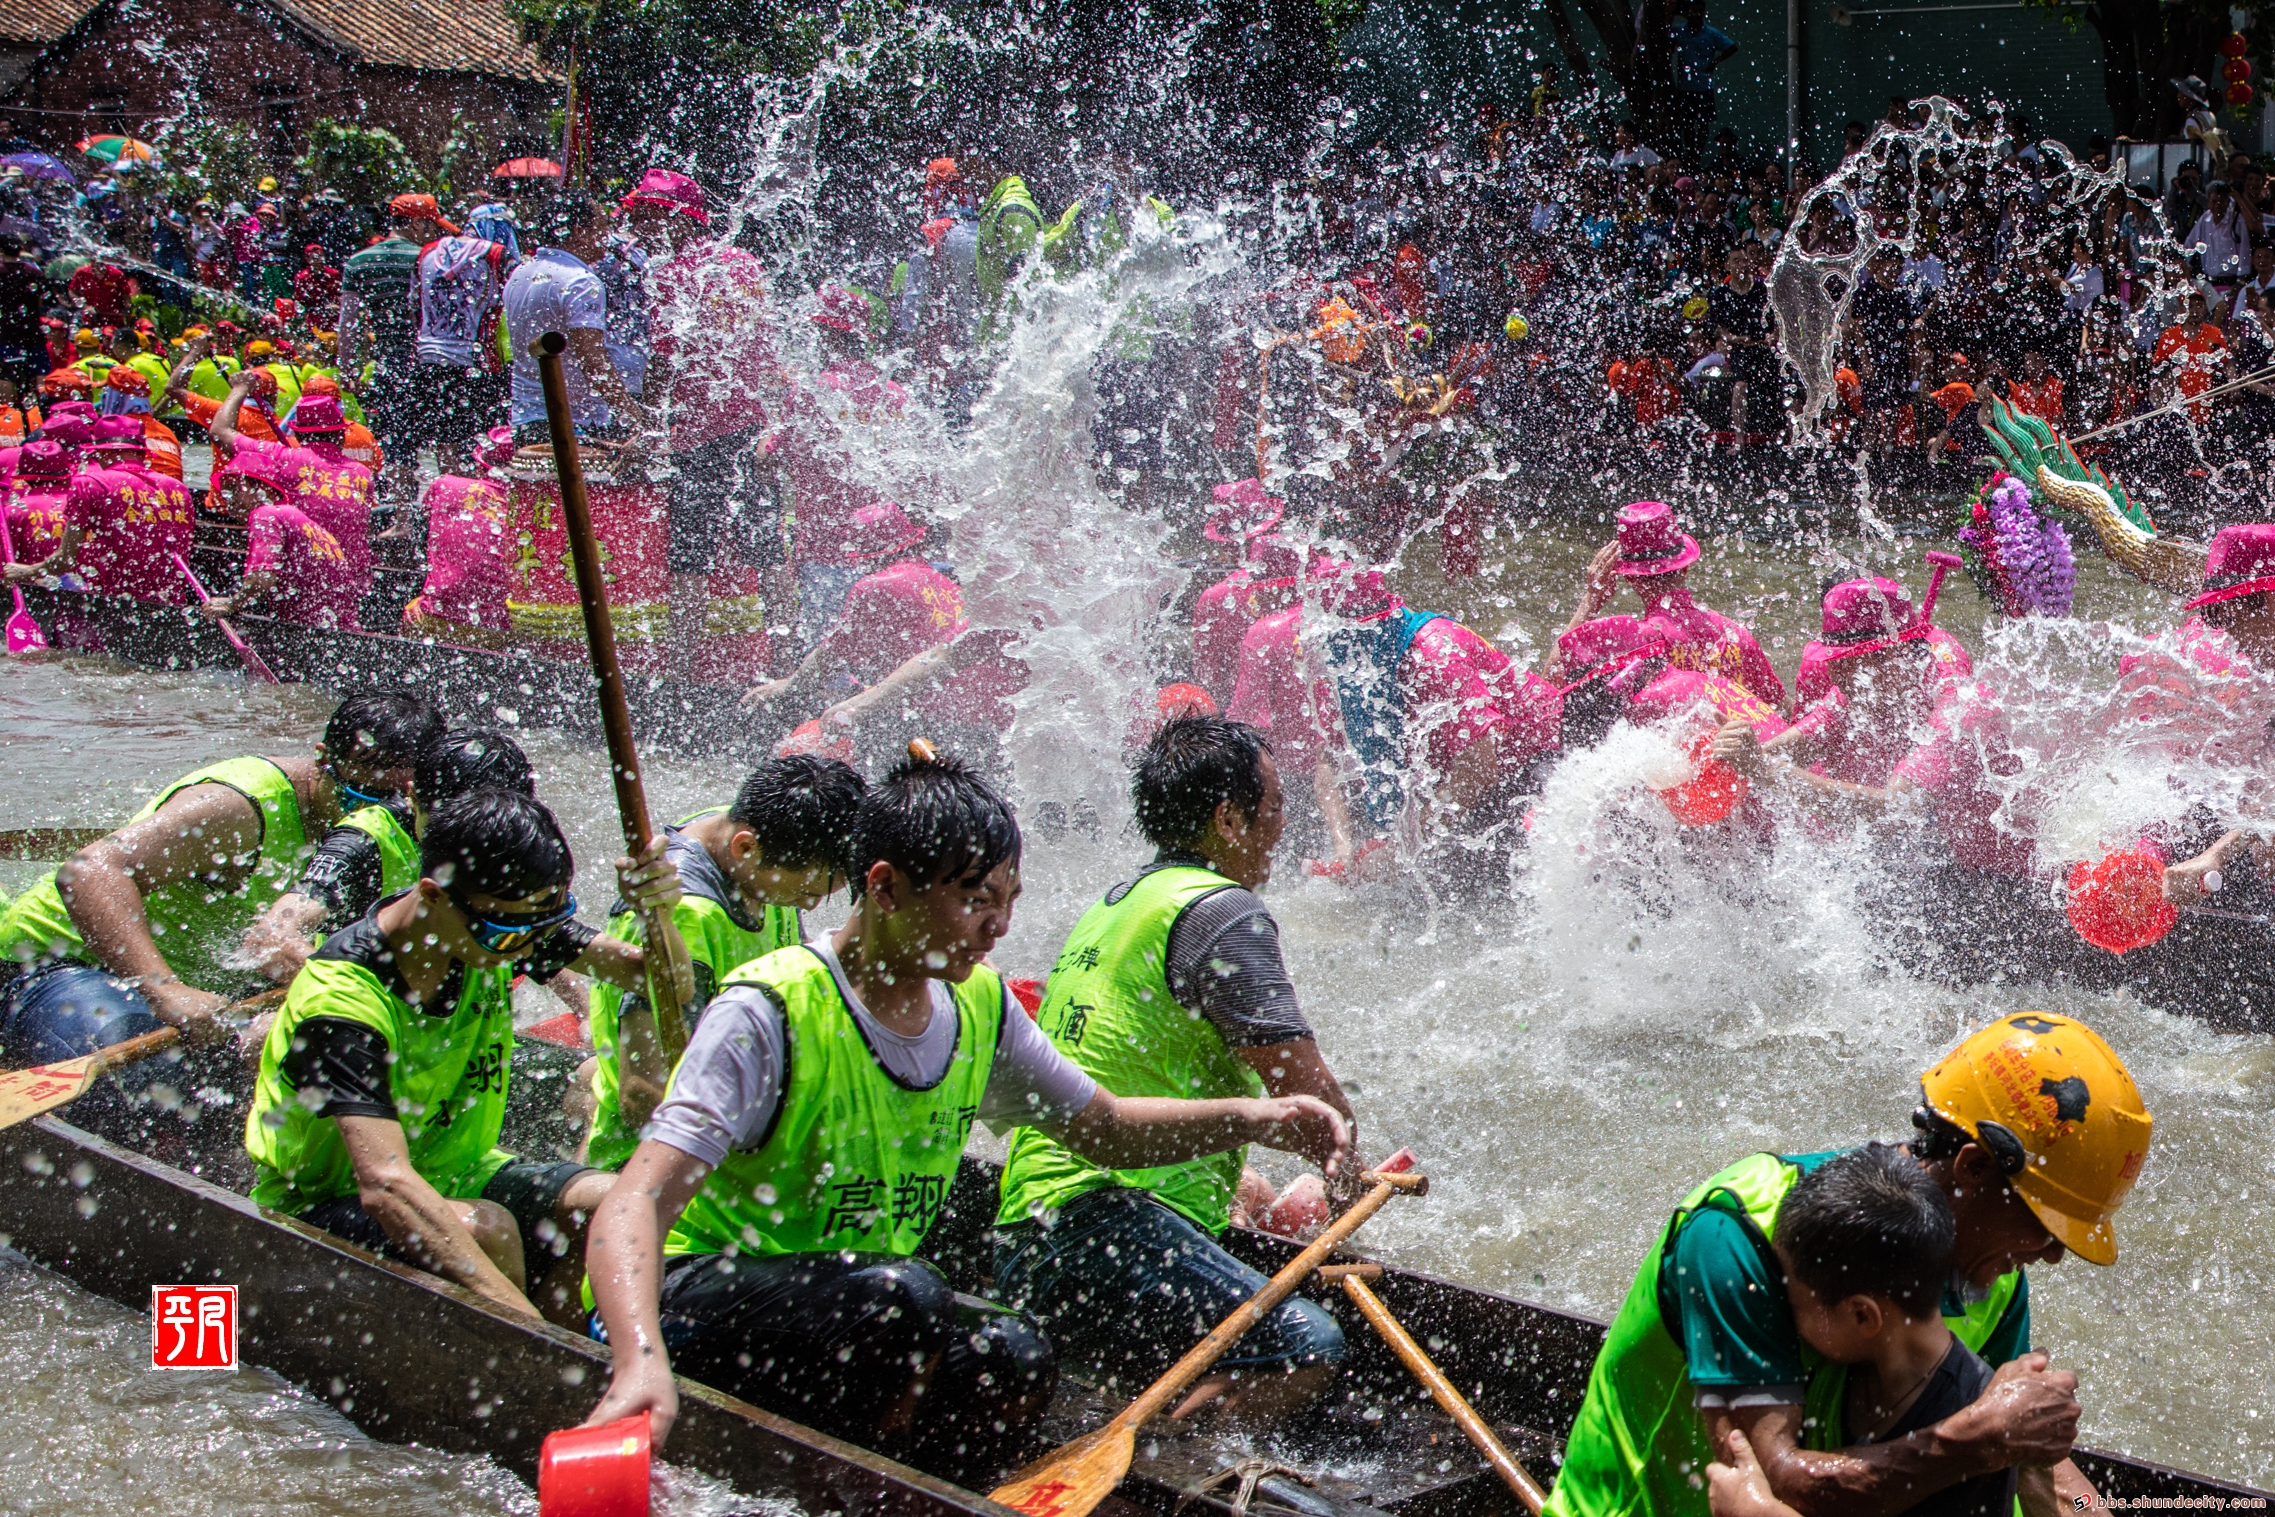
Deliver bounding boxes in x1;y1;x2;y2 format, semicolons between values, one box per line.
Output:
1609;144;1662;171
2063;262;2105;312
2187;205;2250;281
504;247;611;429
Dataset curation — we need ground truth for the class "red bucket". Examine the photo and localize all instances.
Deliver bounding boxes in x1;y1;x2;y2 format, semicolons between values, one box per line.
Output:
2066;848;2177;955
1655;734;1748;827
538;1415;651;1517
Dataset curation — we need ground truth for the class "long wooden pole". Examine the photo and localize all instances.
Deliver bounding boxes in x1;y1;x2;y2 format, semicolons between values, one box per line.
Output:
531;331;691;1060
1318;1264;1549;1515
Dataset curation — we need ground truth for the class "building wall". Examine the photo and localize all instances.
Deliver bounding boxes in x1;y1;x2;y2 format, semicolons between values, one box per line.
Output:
4;0;549;174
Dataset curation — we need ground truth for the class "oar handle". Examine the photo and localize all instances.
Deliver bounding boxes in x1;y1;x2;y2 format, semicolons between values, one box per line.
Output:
1116;1169;1425;1431
1337;1273;1548;1514
86;1025;180;1077
532;332;690;1062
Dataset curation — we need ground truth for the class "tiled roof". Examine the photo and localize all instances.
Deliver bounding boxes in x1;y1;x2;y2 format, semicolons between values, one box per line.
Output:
0;0;97;46
0;0;556;82
267;0;558;82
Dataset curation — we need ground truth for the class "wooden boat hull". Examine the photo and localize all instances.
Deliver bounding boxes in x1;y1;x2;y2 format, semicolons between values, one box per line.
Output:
0;1106;2264;1514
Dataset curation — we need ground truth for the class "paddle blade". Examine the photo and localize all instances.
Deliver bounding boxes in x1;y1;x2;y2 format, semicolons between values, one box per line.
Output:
2067;849;2178;954
0;1026;180;1129
989;1424;1136;1517
5;603;45;654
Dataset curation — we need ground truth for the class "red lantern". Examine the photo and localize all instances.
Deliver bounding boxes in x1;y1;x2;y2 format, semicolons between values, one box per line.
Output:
2224;31;2250;57
2225;57;2253;83
2227;80;2256;105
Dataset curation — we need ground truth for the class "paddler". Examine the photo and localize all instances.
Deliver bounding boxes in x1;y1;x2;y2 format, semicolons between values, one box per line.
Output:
0;692;437;1063
399;428;515;636
995;715;1361;1421
582;755;867;1170
245;789;689;1324
3;416;194;603
580;745;1348;1475
1185;478;1294;704
742;501;1024;766
197;448;363;629
96;364;184;480
1563;500;1788;714
1542;1013;2151;1517
240;725;519;987
209;366;376;614
3;438;71;563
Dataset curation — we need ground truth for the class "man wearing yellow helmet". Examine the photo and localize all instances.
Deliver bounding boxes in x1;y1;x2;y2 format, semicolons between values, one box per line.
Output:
1543;1012;2153;1517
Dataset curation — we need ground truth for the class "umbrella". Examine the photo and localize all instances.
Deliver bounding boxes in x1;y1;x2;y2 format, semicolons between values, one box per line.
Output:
492;157;562;179
2;152;75;183
75;135;155;163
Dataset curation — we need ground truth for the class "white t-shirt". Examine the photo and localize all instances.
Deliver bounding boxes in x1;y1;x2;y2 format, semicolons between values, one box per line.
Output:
505;248;611;428
412;235;508;368
1609;145;1663;171
645;940;1100;1168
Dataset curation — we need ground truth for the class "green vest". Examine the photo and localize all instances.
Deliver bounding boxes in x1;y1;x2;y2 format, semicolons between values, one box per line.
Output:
244;951;517;1214
585;810;802;1171
664;945;1004;1259
182;355;241;402
995;865;1262;1234
1542;1152;2024;1517
260;363;304;414
975;176;1045;304
0;757;311;990
334;803;421;900
126;353;176;414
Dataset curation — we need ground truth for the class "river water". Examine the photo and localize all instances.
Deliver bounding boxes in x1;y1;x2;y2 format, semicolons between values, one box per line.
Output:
5;516;2271;1504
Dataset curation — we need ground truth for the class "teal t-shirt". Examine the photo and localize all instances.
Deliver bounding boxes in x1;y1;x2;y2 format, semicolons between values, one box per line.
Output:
1660;1149;2032;1393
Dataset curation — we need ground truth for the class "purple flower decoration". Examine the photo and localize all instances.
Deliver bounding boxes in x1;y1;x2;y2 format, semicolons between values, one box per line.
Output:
1967;474;2074;618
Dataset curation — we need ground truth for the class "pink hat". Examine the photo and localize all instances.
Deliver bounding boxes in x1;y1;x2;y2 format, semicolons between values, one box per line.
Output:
40;415;94;448
1205;477;1287;543
1810;576;1927;662
846;501;924;561
15;439;69;479
287;394;347;434
1248;536;1304;584
622;168;709;226
1557;614;1674;694
471;425;516;471
2185;523;2275;609
1614;500;1701;577
811;284;870;333
45;400;96;420
1309;559;1402;621
86;415;146;453
214;450;291;499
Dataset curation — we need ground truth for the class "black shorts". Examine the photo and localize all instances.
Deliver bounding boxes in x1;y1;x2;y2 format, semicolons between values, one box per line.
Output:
1730;346;1778;394
664;427;783;576
625;1250;1054;1481
300;1158;595;1260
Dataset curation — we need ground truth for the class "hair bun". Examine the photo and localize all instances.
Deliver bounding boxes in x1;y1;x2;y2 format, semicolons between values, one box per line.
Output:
907;738;939;765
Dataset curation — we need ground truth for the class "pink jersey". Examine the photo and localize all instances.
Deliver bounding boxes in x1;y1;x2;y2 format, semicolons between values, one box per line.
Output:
1891;681;2034;877
1627;667;1786;740
770;368;908;570
1637;585;1788;712
245;501;361;629
649;238;778;450
228;435;375;607
406;474;512;632
6;481;69;563
67;465;193;603
1192;569;1299;704
814;560;1019;729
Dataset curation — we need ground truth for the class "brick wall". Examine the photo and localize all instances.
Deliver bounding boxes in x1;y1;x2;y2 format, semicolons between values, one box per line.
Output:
6;0;550;175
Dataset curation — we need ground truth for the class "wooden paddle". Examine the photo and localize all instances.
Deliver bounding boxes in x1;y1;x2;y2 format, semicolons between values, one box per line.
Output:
172;552;281;684
0;827;110;861
1317;1263;1548;1515
0;987;287;1130
991;1168;1427;1517
531;331;693;1061
0;488;46;655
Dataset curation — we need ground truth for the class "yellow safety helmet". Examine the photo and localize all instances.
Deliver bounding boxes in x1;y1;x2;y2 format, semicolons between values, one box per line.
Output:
1918;1013;2152;1266
1504;311;1530;342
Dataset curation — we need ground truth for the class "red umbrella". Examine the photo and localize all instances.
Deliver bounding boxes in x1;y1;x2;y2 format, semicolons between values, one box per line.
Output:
492;157;563;179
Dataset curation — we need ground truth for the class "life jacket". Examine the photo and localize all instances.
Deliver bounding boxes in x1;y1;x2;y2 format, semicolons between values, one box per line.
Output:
0;402;38;447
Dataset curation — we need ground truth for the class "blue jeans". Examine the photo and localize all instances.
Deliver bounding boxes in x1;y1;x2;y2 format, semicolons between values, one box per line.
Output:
993;1187;1344;1392
0;961;162;1066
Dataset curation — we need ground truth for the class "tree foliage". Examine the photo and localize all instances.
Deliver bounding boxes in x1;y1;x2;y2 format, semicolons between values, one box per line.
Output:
295;119;426;206
148;119;269;206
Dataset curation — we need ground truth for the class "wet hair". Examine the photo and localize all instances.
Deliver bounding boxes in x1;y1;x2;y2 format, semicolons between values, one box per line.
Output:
728;756;868;876
323;691;444;772
534;193;607;242
1775;1143;1954;1319
847;746;1020;899
1132;716;1272;850
416;727;536;808
421;788;573;903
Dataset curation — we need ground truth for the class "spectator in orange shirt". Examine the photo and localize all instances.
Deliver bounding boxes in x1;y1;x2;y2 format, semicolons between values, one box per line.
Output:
2004;348;2065;426
1609;343;1681;432
1923;352;1977;462
2151;290;2230;418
